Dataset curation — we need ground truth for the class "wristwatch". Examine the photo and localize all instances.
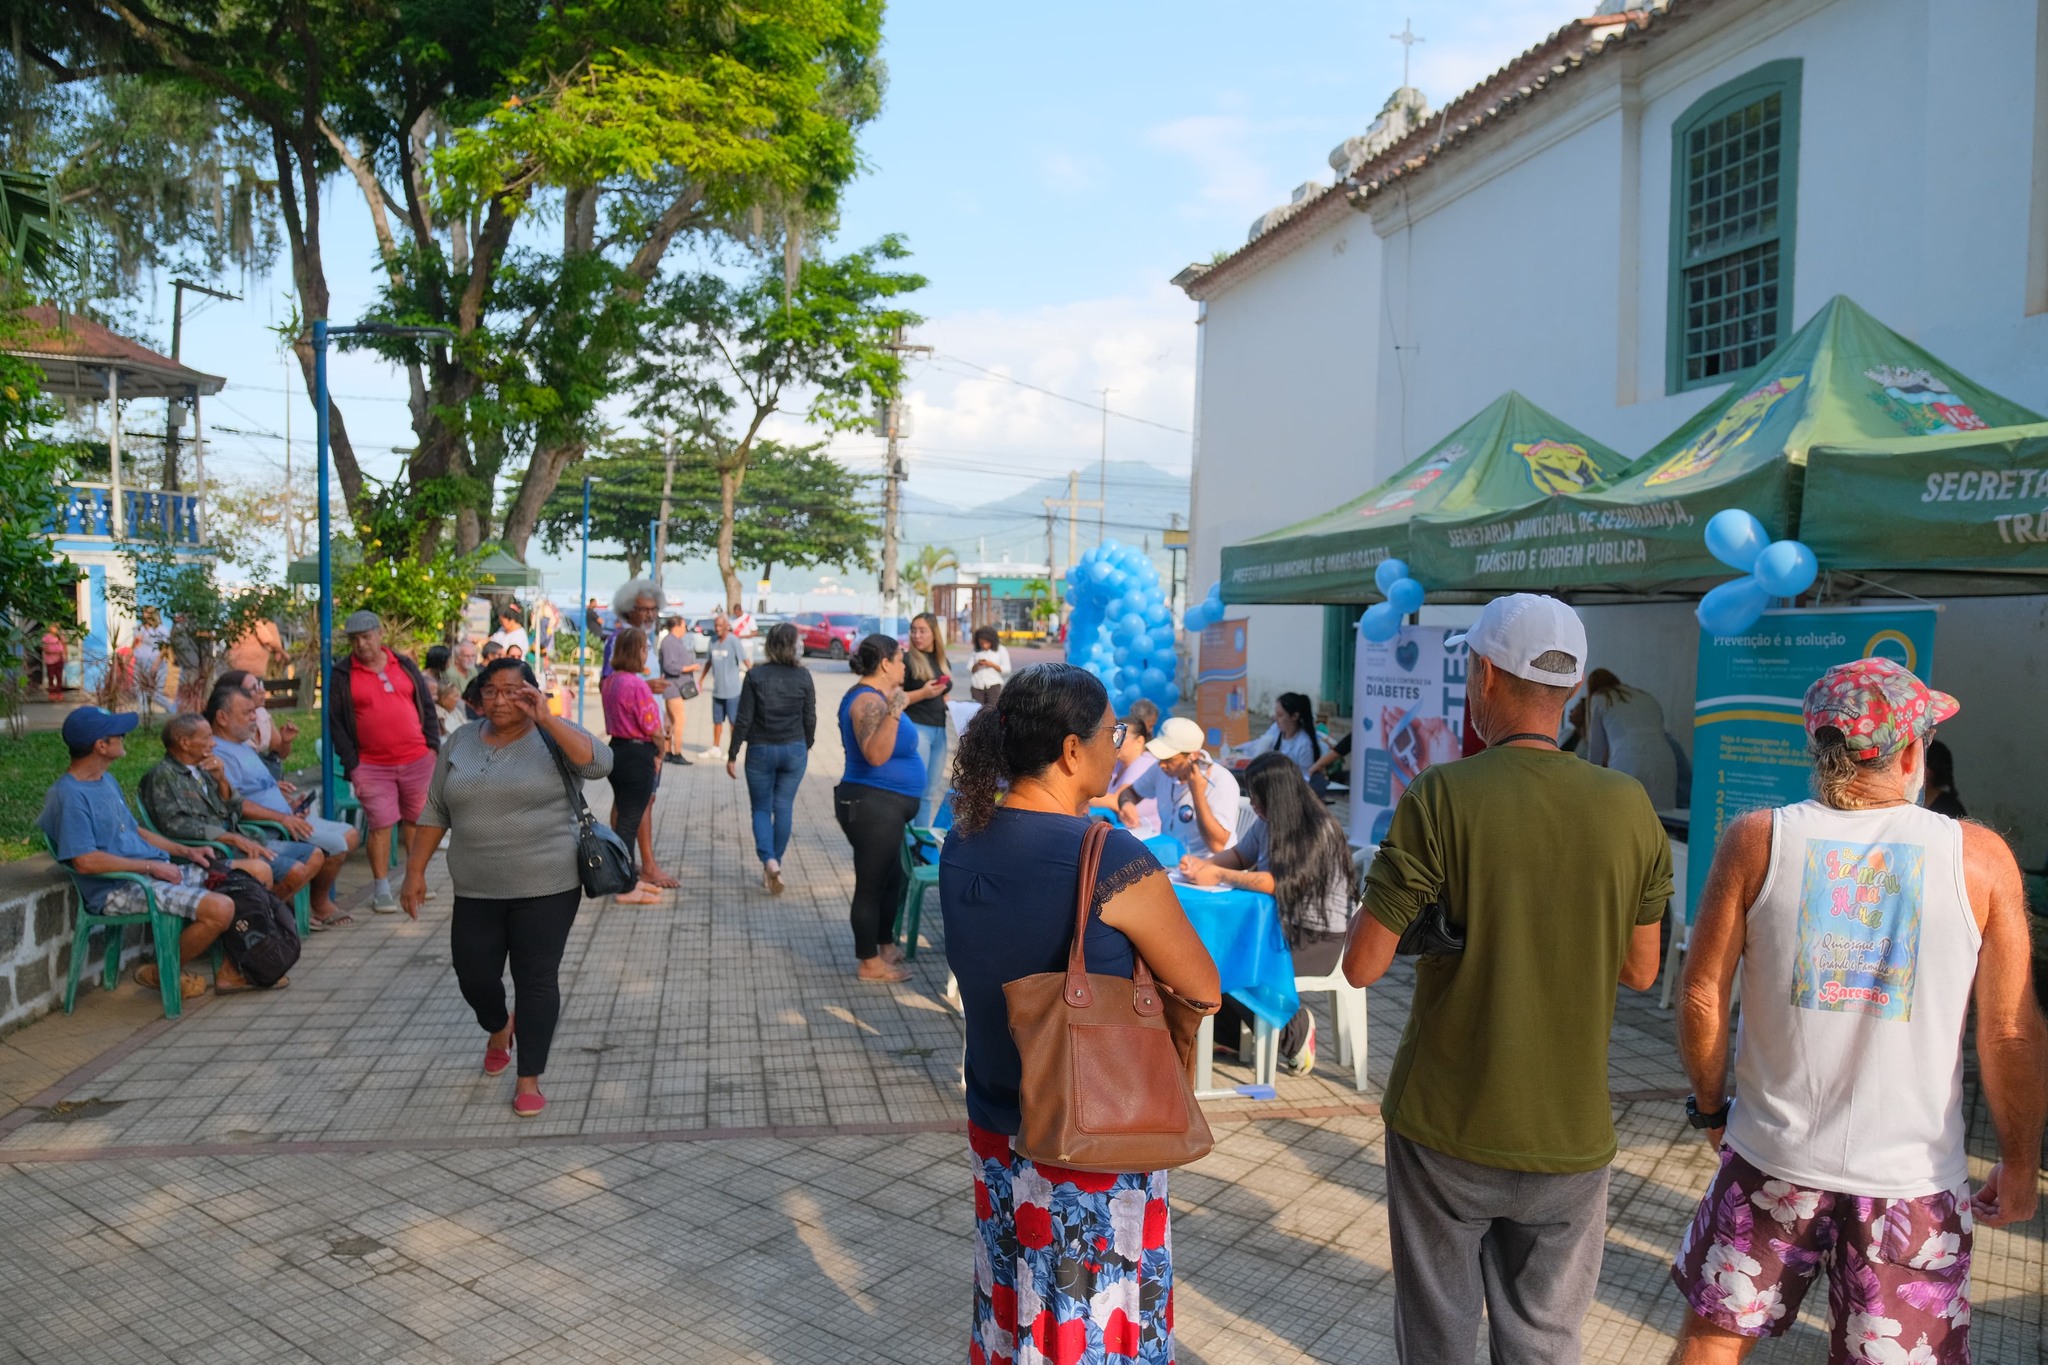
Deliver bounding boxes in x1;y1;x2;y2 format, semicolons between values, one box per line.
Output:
1685;1095;1730;1129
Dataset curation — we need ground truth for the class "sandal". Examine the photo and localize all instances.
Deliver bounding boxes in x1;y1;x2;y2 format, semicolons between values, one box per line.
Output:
312;910;354;930
135;964;209;998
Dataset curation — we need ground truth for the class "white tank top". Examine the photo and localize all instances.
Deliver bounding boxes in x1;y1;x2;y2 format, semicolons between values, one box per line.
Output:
1726;801;1980;1199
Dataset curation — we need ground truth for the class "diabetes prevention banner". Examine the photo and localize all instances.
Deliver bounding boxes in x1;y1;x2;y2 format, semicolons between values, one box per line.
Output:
1686;605;1937;920
1352;625;1468;848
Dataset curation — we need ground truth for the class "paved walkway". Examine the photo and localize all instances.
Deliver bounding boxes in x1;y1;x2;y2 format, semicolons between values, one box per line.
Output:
0;665;2040;1362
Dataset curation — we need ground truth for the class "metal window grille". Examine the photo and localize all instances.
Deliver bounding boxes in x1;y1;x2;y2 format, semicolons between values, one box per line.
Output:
1679;92;1784;383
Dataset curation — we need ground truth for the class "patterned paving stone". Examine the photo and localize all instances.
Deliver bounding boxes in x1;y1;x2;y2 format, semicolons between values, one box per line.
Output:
0;665;2039;1361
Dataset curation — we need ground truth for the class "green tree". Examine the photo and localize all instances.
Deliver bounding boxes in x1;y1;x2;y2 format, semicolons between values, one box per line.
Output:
36;0;887;558
534;436;876;587
902;544;958;610
334;475;481;650
631;236;923;607
0;174;84;730
106;528;291;712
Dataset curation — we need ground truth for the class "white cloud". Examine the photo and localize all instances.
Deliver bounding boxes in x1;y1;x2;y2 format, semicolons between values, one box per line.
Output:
1145;114;1307;221
761;284;1198;509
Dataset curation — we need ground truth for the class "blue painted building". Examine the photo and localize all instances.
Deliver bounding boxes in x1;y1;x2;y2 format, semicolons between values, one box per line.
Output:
13;306;221;688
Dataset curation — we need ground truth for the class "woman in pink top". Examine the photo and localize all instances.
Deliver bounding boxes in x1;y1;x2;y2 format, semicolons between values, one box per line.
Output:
599;628;668;904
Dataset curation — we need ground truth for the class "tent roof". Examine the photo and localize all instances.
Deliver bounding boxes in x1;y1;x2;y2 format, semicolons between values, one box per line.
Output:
5;305;226;400
1410;296;2045;596
473;546;542;588
1801;420;2048;595
1219;391;1631;604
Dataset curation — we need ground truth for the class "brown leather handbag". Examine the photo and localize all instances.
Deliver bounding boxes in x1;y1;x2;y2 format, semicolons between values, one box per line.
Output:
1003;820;1215;1173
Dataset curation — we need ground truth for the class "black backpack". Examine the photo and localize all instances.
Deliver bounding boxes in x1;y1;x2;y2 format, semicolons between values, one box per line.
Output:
208;868;303;987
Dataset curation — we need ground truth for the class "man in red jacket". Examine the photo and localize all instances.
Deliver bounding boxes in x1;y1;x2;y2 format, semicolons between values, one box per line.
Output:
328;610;440;914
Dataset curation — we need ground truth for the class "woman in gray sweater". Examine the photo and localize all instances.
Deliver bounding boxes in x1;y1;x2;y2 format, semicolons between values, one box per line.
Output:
400;657;612;1118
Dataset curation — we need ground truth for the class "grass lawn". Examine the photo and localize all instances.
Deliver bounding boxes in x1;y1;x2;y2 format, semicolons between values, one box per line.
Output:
0;711;321;864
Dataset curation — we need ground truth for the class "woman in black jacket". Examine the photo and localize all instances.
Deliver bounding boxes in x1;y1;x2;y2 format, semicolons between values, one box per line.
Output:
725;622;817;894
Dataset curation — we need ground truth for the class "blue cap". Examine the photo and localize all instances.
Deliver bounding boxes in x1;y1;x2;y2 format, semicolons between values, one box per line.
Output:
62;707;140;749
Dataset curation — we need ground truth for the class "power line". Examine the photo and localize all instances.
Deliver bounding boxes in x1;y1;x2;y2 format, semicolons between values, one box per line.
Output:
232;380;413;404
925;354;1192;435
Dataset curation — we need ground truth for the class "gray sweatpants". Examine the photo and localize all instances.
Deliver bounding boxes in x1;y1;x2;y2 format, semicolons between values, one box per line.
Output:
1385;1130;1609;1365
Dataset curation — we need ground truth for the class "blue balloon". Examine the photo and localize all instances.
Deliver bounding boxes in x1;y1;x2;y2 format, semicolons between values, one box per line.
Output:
1752;540;1818;598
1360;602;1401;642
1119;611;1148;639
1696;577;1773;636
1140;666;1167;691
1143;603;1169;627
1388;576;1425;615
1374;558;1410;594
1087;559;1114;584
1704;508;1769;573
1112;646;1131;667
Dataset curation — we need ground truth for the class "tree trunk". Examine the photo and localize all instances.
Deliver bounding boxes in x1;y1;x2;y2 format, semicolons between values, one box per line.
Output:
759;563;774;615
500;439;586;560
625;551;646;580
716;464;744;611
272;126;366;514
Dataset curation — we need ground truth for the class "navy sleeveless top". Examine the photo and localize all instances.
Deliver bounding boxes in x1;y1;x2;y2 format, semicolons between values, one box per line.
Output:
838;683;925;798
940;809;1164;1134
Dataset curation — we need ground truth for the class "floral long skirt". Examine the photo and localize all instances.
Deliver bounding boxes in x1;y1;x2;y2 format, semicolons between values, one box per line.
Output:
968;1122;1176;1364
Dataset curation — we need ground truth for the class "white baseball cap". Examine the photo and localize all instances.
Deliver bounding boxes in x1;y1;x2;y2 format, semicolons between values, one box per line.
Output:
1445;593;1586;687
1145;715;1208;760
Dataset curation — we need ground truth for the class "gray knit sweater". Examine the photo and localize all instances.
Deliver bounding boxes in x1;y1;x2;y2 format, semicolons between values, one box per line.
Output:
420;720;613;899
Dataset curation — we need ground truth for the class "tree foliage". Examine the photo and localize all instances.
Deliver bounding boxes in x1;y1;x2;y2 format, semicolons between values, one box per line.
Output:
902;544;958;609
535;435;877;585
333;474;481;650
630;234;922;606
31;0;889;559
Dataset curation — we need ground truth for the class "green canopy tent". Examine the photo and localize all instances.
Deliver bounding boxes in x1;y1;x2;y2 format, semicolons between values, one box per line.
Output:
1802;420;2048;595
1409;296;2043;597
1218;391;1631;604
472;546;543;589
285;543;360;585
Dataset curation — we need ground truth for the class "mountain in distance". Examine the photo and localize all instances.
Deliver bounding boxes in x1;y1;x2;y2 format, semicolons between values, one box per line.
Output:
898;459;1191;573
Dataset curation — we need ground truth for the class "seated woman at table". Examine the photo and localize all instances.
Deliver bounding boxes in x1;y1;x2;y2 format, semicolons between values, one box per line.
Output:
1179;751;1355;1075
1239;691;1325;793
1100;697;1159;801
941;663;1218;1365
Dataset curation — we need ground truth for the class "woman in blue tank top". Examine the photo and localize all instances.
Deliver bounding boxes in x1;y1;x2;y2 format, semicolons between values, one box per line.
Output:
834;633;938;982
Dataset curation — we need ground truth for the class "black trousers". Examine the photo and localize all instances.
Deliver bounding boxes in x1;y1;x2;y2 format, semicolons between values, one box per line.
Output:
607;738;660;851
450;888;581;1077
832;782;918;959
1216;928;1346;1056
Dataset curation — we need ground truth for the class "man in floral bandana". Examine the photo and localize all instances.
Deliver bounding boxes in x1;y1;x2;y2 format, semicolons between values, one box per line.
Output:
1669;657;2046;1362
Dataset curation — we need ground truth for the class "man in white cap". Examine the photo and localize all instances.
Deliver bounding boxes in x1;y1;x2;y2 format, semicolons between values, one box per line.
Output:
1667;657;2044;1362
1343;592;1671;1364
1115;715;1242;853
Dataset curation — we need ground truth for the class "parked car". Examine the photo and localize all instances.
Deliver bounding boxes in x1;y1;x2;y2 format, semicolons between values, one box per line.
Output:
796;611;865;659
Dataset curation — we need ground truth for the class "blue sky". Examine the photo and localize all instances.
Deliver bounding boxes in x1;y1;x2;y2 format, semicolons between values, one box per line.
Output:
151;0;1595;595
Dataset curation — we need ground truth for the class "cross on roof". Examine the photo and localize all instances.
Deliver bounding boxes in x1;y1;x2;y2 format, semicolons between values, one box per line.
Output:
1390;17;1424;88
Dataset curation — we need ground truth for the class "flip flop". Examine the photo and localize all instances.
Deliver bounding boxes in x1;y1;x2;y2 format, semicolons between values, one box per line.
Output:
312;911;355;930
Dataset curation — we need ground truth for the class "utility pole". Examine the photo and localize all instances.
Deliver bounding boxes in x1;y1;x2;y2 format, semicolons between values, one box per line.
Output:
654;425;677;599
878;324;932;625
1097;388;1113;545
165;278;237;490
1042;470;1104;579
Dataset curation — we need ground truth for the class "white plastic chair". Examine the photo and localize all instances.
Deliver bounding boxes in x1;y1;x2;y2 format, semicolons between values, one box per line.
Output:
1251;967;1370;1092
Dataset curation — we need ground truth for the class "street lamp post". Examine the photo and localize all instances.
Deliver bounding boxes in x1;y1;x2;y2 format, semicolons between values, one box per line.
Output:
312;319;456;819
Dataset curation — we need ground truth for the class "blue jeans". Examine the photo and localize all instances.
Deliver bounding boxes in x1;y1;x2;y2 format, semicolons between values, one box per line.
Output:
909;721;948;827
743;742;808;864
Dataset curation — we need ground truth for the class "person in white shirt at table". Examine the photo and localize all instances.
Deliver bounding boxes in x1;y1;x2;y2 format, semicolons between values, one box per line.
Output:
1240;691;1325;792
1116;715;1241;853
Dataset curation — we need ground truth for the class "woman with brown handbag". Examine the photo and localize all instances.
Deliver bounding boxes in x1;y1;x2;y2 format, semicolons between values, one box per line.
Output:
940;663;1219;1365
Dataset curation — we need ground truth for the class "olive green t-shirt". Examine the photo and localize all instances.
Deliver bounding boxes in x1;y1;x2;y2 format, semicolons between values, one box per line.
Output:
1363;746;1673;1173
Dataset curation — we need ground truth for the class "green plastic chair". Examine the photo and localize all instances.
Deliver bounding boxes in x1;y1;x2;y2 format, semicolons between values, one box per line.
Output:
136;803;311;937
37;832;192;1018
895;827;943;962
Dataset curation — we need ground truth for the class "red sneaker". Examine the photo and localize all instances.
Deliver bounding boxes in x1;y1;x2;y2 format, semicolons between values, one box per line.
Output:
512;1090;546;1118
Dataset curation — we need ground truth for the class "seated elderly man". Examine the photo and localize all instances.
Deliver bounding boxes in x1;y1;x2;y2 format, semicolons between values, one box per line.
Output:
139;713;325;904
202;683;363;928
37;708;263;999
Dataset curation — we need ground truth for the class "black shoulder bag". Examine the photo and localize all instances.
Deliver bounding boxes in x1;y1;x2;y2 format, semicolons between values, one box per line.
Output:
536;728;639;898
1395;894;1465;958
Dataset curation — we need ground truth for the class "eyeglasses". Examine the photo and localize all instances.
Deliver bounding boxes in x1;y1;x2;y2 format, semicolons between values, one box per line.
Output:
481;687;525;702
1110;722;1129;748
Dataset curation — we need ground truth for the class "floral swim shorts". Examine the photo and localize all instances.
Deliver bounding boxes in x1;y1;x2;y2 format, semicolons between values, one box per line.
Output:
1671;1147;1973;1363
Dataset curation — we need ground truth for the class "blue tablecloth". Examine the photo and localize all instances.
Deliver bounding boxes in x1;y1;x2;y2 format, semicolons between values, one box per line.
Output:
1173;883;1298;1029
